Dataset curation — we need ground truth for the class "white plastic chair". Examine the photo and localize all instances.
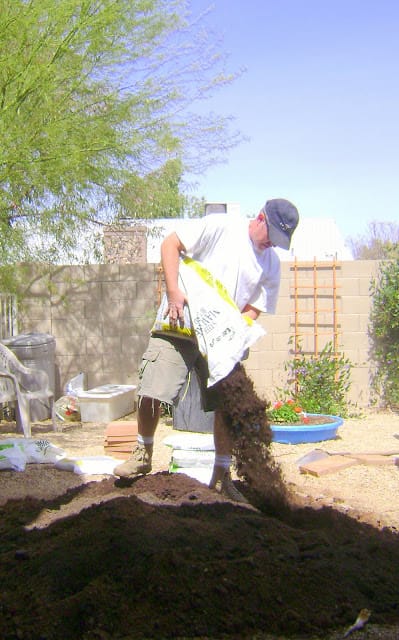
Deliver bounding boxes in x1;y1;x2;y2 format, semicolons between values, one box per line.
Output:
0;342;56;437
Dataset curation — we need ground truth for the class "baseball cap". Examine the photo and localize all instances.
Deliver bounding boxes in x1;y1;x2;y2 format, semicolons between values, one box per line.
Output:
263;198;299;250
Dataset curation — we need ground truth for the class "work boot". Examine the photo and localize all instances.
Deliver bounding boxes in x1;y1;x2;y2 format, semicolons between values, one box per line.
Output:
114;444;153;478
211;470;249;504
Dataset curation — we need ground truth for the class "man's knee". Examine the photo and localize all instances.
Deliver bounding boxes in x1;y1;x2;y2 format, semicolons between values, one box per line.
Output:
138;396;161;413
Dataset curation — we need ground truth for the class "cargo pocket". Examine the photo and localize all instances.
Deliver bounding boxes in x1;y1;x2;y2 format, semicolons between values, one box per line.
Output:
138;348;159;381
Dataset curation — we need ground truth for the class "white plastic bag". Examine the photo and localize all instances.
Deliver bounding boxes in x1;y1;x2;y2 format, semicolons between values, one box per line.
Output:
0;442;26;471
56;455;120;475
55;395;81;422
172;466;213;485
56;372;85;422
23;438;65;463
0;438;65;464
64;372;85;395
171;449;215;469
162;432;215;451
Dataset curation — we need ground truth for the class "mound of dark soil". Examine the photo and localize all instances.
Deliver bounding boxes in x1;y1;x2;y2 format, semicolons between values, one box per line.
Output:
1;364;399;639
1;472;399;640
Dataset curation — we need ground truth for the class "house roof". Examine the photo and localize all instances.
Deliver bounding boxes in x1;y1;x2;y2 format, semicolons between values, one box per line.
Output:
145;215;353;263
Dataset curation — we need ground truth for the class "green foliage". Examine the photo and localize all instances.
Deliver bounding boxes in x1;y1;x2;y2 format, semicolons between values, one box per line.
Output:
276;340;356;418
369;258;399;408
0;0;242;273
348;221;399;259
0;266;19;295
267;399;303;424
117;159;188;220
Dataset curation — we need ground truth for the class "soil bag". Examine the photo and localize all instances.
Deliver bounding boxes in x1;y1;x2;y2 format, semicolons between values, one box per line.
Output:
151;293;196;341
178;257;265;386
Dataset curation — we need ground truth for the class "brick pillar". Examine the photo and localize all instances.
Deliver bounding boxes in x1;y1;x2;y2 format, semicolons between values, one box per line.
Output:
104;225;147;264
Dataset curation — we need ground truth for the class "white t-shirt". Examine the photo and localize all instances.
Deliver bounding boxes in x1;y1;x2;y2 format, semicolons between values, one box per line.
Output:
176;215;281;313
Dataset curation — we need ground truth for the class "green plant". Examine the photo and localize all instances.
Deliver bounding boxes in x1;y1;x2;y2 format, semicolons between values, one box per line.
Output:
267;399;310;424
369;256;399;409
275;340;357;418
0;1;242;274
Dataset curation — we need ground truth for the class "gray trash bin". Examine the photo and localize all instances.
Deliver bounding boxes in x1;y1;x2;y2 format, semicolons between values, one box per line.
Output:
173;370;214;433
3;333;56;421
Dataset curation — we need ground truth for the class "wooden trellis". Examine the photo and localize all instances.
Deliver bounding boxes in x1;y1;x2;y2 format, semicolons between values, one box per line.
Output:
157;265;164;305
290;258;341;358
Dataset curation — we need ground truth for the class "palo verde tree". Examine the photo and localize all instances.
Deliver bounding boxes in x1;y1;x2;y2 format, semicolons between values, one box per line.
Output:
0;0;242;278
116;158;206;220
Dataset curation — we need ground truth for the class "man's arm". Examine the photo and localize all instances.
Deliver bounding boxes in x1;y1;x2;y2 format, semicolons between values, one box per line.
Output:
160;232;187;325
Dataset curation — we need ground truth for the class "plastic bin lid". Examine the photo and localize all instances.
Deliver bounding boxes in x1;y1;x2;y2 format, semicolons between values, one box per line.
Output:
77;384;136;399
3;332;55;347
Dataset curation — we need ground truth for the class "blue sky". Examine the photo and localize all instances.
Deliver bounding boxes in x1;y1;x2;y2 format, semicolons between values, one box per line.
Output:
187;0;399;241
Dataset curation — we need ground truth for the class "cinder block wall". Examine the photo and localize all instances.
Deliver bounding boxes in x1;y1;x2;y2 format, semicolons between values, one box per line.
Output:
246;260;380;408
17;263;160;396
16;260;380;408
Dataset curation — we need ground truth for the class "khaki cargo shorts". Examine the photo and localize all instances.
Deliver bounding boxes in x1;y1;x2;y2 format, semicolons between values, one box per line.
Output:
136;335;218;411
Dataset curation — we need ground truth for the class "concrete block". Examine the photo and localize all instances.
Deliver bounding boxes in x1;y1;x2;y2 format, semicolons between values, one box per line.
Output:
120;263;157;281
51;281;101;302
128;297;157;317
358;277;374;296
18;319;52;335
84;264;120;282
102;281;138;301
51;265;85;282
86;336;121;355
300;455;359;476
51;317;87;339
136;280;158;300
341;297;371;314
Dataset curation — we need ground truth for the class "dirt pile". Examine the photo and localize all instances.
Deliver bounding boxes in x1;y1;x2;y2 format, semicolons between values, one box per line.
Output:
1;366;399;639
1;473;399;640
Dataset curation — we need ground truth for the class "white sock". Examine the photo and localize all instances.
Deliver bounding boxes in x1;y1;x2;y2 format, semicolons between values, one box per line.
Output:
138;434;154;447
214;454;231;470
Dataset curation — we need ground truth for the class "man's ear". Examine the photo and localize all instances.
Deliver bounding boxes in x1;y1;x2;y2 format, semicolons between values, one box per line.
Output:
257;212;265;223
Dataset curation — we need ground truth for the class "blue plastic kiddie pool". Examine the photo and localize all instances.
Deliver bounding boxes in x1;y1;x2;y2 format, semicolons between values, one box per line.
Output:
270;415;344;444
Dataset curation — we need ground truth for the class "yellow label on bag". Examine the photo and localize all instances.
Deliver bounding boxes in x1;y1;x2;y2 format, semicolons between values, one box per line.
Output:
151;293;196;341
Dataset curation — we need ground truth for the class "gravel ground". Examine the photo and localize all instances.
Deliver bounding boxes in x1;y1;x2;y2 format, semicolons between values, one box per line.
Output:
1;409;399;530
271;410;399;530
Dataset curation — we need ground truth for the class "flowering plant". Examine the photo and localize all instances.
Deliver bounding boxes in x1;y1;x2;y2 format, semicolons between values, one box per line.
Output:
267;399;310;425
271;339;359;419
65;396;80;419
54;395;81;422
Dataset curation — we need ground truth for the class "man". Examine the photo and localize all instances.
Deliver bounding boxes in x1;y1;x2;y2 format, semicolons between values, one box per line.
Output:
114;198;299;501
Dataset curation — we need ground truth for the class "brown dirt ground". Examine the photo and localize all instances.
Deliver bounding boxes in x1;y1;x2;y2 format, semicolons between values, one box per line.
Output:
1;407;399;640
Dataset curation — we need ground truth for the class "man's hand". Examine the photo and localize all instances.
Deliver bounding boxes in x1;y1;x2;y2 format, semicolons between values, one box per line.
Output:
164;289;187;328
242;304;260;321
